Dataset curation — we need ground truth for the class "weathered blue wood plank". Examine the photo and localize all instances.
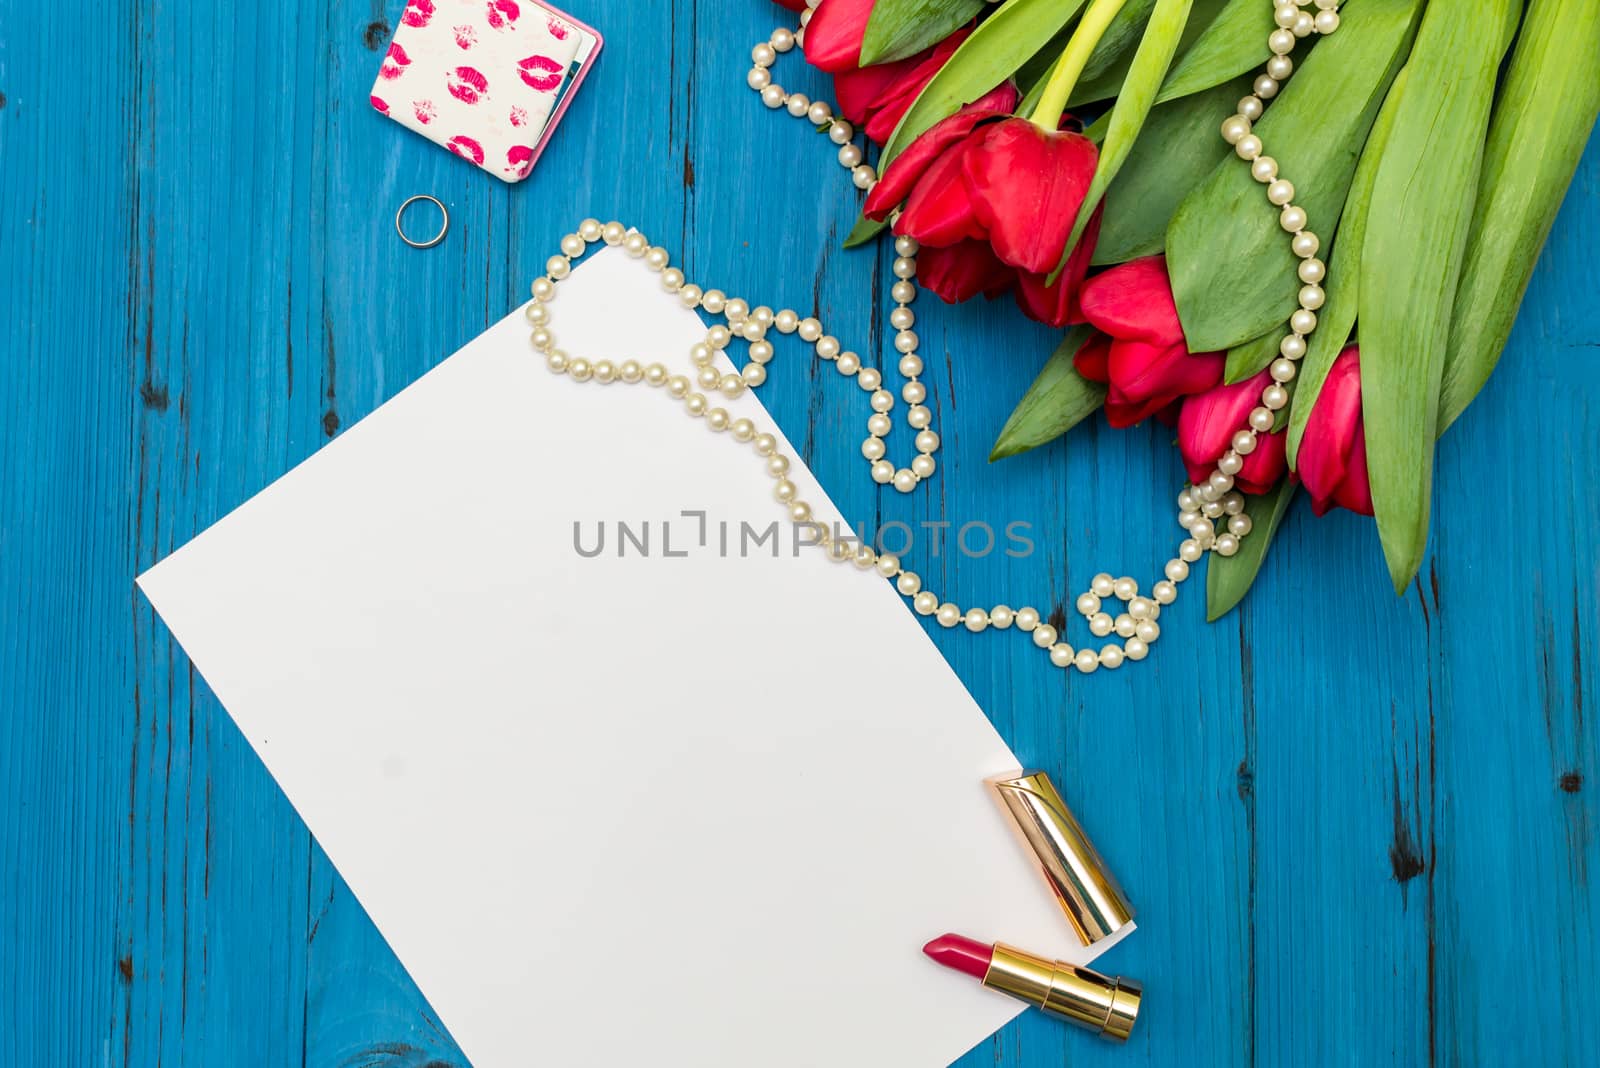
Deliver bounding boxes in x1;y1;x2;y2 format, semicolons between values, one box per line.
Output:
1;0;1596;1065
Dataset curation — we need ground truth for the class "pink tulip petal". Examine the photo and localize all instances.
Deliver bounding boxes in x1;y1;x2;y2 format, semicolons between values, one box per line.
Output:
1178;370;1271;470
915;240;1015;303
1297;345;1362;504
897;130;990;246
1078;256;1186;347
1332;428;1375;515
962;119;1097;275
863;84;1018;221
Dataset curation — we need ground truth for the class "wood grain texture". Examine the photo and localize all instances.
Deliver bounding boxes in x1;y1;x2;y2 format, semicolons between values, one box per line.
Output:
0;1;1595;1065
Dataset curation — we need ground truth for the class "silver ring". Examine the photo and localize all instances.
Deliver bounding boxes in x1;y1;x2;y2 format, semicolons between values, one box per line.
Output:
396;195;449;249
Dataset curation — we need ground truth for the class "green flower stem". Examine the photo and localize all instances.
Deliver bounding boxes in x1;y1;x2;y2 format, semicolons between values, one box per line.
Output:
1030;0;1131;130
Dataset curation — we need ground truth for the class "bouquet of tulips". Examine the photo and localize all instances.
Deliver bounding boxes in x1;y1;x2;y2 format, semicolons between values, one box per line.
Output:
781;0;1598;616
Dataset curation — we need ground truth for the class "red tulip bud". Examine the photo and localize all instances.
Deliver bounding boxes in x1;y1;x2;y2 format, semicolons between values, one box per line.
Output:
1178;371;1287;494
1296;346;1374;515
799;0;873;72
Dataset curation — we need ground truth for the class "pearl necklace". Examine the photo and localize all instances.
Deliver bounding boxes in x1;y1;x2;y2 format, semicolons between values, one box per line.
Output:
527;1;1341;673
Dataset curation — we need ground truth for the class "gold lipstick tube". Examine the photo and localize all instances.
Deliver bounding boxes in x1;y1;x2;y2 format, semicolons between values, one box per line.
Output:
985;943;1142;1041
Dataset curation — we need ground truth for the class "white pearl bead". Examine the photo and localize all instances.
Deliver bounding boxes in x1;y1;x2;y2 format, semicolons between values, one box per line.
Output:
1316;0;1339;8
913;591;938;615
568;357;591;381
742;363;767;386
1255;75;1280;99
1269;29;1295;54
1293;11;1315;36
911;454;935;479
990;606;1014;629
1298;258;1326;284
645;247;669;271
1178;489;1198;512
1091;573;1115;597
1280;333;1307;360
1299;284;1326;310
1115;613;1137;638
892;468;917;493
1315;10;1339;33
770;26;795;51
892;257;917;279
700;290;725;315
724;298;749;323
560;233;585;257
815;335;840;360
752;42;776;66
601;222;625;245
1153;581;1177;605
1270;358;1297;383
685;392;708;417
1015;607;1040;632
1251;156;1278;183
1124;638;1149;661
1222;491;1246;515
576;218;602;242
898;571;921;595
1214;534;1240;557
1032;624;1057;648
1275;2;1299;28
545;350;568;374
1221;115;1252;144
902;381;926;405
1239;95;1264;121
707;407;730;431
936;603;962;628
798;317;822;342
1202;500;1224;519
624;232;648;257
899;354;923;377
525;303;550;326
1113;577;1138;600
1291;308;1318;335
852;165;876;190
1263;384;1289;410
546;255;571;279
1076;593;1101;616
774;309;798;333
1135;619;1160;642
862;437;886;461
661;267;685;291
1249;406;1275;431
1089;612;1113;637
1217;451;1244;475
773;478;797;502
890;306;915;331
748;341;774;365
828;120;853;145
529;327;553;350
871;460;894;484
1047;643;1073;668
891;280;916;304
666;374;689;397
866;412;890;435
1268;179;1295;206
1099;645;1125;669
1165;558;1190;582
907;405;932;428
1229;513;1254;537
1235;135;1263;161
836;352;861;375
1232;430;1257;455
1292;231;1321;258
873;554;900;579
531;276;555;302
914;430;939;453
619;359;642;383
731;417;754;441
719;373;744;397
679;284;703;307
894;330;918;354
964;608;989;633
808;101;832;125
754;433;777;455
761;85;786;109
1280;206;1308;232
706;324;731;348
894;234;920;257
837;143;863;168
1074;649;1100;674
1267;54;1294;81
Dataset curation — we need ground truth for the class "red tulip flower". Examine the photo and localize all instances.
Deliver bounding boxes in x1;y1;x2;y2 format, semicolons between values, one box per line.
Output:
772;0;808;10
1295;346;1374;515
1177;370;1288;495
802;0;973;145
863;93;1101;326
1073;257;1224;427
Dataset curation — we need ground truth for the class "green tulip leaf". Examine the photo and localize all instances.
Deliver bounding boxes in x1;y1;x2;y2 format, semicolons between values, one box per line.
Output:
1205;479;1295;621
1439;0;1600;431
1285;68;1408;468
1223;328;1280;384
1068;0;1233;106
1079;0;1158;83
990;327;1107;461
847;0;1092;246
1054;0;1196;277
1164;0;1421;353
1361;0;1518;594
860;0;987;67
1153;0;1273;105
1093;75;1250;263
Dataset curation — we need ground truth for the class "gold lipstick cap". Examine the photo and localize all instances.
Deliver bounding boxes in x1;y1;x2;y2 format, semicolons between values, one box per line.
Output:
988;770;1134;946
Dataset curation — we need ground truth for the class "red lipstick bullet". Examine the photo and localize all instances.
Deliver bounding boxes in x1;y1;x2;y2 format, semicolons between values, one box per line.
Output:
923;934;1141;1041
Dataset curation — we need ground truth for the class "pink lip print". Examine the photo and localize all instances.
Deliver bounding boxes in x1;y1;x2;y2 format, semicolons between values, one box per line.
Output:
508;105;529;128
547;17;570;40
448;66;489;105
401;0;434;28
518;53;564;92
414;99;436;124
370;95;390;115
486;0;520;30
380;41;411;80
506;144;534;179
453;24;477;49
448;135;485;166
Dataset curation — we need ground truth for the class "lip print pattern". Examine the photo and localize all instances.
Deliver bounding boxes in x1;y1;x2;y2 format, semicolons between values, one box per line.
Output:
401;0;435;28
448;135;485;165
371;95;390;115
506;144;534;179
414;99;437;124
485;1;520;30
547;18;570;40
448;66;489;105
453;24;477;49
517;54;564;92
380;42;411;80
508;105;529;128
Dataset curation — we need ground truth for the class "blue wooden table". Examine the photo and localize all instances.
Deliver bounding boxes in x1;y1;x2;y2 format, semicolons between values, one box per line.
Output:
3;1;1596;1064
